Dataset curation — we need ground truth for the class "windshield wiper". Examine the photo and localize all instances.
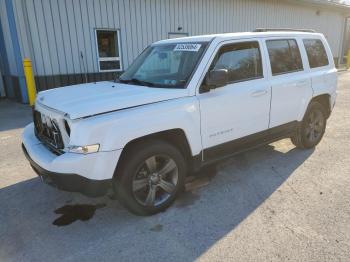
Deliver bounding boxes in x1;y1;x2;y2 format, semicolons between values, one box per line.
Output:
119;78;154;87
131;78;155;87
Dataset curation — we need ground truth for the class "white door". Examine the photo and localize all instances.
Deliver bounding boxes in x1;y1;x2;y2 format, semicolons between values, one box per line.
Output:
264;38;312;128
198;40;271;153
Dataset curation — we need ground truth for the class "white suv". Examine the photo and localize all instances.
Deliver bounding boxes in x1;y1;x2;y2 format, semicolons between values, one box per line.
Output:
22;30;337;215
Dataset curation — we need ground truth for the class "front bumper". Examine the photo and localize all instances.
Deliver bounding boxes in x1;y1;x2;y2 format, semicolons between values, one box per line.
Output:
22;123;122;197
22;144;111;197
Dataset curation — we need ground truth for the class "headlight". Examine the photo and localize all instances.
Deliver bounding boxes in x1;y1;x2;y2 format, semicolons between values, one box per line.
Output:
68;144;100;154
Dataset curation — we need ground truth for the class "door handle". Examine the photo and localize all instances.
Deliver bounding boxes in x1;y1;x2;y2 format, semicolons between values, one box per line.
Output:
251;90;268;97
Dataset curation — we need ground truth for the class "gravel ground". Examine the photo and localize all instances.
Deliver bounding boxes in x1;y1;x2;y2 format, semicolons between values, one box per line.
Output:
0;72;349;262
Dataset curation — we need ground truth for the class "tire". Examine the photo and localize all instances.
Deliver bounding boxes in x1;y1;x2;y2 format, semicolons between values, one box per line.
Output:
114;139;187;216
291;101;327;149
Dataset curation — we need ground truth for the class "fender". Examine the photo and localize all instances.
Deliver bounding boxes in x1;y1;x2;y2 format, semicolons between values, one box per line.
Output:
299;67;337;120
68;96;203;156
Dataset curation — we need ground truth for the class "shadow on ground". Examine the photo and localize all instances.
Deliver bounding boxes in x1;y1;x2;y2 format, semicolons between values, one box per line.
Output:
0;142;313;261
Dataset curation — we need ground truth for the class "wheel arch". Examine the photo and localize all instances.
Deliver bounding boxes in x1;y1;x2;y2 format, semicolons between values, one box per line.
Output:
310;94;331;118
113;128;195;178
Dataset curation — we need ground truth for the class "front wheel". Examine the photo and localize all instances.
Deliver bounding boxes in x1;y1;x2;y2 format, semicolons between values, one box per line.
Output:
114;140;187;216
291;101;327;149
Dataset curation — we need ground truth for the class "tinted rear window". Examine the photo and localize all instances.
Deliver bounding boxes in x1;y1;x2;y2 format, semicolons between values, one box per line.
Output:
266;39;303;75
303;39;329;68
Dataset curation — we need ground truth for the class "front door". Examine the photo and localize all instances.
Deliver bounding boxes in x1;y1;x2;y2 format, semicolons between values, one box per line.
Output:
198;40;271;160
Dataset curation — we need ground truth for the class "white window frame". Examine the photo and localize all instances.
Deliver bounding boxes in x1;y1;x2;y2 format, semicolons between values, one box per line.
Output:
95;28;122;72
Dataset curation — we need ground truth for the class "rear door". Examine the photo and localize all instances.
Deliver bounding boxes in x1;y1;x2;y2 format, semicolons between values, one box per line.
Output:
264;38;313;128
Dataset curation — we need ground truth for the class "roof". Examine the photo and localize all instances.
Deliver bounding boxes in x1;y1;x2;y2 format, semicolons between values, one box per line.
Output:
155;31;323;45
318;0;350;7
296;0;350;9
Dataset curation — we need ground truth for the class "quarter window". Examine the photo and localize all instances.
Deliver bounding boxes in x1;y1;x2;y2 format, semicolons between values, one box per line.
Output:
210;41;263;83
266;39;303;75
96;29;122;71
303;39;329;68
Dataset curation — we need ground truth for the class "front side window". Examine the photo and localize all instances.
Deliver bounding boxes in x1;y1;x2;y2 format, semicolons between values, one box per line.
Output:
303;39;329;68
210;41;263;83
266;39;303;75
96;29;121;71
120;42;208;88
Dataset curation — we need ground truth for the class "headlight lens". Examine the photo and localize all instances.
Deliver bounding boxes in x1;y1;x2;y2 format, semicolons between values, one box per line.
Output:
68;144;100;154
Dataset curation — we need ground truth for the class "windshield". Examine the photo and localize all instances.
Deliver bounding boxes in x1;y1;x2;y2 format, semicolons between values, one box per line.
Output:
119;42;208;88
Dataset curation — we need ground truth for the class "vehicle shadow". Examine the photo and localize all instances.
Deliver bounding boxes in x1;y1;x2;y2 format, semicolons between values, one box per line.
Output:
0;140;314;261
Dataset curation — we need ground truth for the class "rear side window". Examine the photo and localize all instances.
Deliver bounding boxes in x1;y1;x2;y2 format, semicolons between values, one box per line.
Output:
303;39;329;68
211;41;263;83
266;39;303;75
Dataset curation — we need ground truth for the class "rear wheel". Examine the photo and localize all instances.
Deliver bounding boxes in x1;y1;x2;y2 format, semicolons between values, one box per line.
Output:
291;101;327;149
114;140;187;216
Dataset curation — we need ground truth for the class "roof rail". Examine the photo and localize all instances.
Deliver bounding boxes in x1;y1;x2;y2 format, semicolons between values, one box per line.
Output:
254;28;316;33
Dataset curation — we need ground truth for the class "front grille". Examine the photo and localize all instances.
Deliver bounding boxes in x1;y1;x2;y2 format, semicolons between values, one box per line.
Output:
33;109;64;154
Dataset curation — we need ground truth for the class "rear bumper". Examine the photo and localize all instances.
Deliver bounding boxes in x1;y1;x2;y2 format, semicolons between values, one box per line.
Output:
22;144;111;197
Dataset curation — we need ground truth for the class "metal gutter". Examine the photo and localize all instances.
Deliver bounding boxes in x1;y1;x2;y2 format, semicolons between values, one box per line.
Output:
5;0;28;103
0;15;11;98
284;0;350;13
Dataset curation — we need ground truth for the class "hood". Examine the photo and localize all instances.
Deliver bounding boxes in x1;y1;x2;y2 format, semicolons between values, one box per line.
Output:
36;81;190;119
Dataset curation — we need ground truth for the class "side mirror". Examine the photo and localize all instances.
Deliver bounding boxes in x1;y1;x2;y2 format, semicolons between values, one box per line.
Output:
205;69;228;89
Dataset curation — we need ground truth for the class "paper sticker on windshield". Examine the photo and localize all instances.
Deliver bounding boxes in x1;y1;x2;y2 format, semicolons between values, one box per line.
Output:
174;44;201;52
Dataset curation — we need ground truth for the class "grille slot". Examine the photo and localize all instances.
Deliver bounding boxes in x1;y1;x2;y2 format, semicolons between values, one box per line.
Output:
33;109;64;154
64;119;71;136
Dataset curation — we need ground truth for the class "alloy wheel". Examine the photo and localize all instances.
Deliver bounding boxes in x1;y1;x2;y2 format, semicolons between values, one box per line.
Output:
305;109;325;143
132;155;179;207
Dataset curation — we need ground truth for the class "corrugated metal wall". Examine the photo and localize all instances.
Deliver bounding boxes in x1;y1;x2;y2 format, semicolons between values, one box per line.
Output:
0;0;24;99
0;0;17;75
343;17;350;63
4;0;347;89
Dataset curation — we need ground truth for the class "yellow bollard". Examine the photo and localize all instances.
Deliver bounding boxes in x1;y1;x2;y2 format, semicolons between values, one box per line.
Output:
347;50;350;69
23;58;37;106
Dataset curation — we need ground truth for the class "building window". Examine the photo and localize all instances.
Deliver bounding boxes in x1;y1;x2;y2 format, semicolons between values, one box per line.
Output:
266;39;303;75
303;39;329;68
96;29;122;72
